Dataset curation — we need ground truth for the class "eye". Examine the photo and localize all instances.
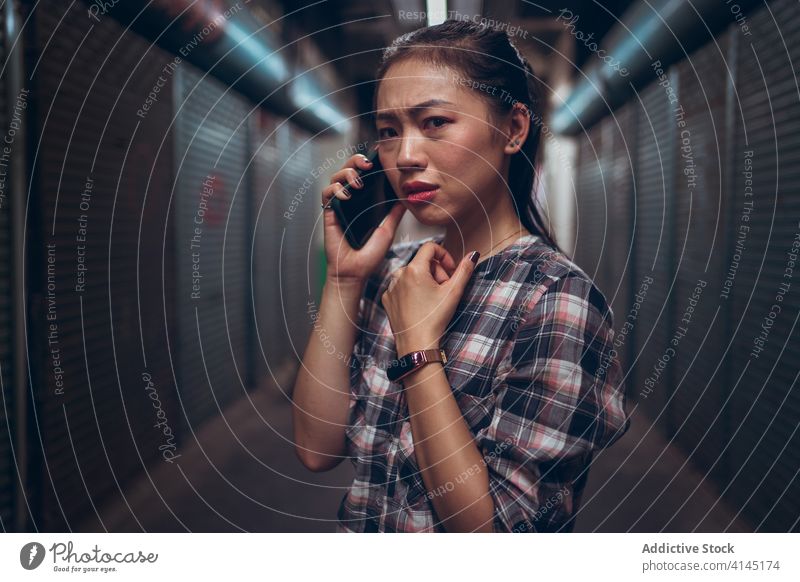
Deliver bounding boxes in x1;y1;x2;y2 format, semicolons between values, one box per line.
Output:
377;127;397;140
424;117;450;130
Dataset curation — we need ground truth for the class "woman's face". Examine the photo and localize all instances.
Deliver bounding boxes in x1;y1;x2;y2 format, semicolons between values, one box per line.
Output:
374;58;510;228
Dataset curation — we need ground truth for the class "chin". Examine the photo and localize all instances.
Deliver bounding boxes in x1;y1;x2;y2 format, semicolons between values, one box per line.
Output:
406;204;451;226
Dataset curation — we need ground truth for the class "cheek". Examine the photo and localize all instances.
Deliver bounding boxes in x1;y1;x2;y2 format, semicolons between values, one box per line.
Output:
432;140;484;183
445;146;497;190
448;130;501;174
387;170;405;198
445;127;482;158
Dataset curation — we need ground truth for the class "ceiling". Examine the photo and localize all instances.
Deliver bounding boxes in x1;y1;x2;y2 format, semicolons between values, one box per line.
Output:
260;0;636;127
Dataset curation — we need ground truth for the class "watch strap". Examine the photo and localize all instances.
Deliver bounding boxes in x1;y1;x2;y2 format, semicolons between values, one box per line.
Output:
387;348;447;383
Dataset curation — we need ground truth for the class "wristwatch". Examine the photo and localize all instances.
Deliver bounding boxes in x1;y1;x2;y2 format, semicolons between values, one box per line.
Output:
386;348;447;383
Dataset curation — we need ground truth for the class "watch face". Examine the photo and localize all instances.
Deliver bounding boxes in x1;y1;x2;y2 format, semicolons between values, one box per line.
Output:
388;349;444;382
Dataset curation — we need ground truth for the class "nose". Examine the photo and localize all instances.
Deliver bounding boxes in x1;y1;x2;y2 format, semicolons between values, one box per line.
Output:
396;133;427;170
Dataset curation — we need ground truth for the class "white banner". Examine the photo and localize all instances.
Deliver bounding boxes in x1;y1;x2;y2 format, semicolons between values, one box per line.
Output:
0;533;796;580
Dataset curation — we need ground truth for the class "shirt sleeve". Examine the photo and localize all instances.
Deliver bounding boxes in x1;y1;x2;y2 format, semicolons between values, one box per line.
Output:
473;274;630;533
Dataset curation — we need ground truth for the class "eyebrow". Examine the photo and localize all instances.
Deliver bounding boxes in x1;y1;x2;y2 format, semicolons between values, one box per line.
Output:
375;99;456;122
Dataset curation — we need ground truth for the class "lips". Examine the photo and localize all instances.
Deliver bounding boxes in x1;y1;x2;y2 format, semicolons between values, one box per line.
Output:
406;189;438;203
401;181;439;195
402;181;439;204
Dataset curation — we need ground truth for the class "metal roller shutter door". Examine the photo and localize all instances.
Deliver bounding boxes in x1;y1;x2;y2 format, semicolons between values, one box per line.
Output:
727;0;800;531
593;114;622;302
33;0;178;529
278;124;319;363
574;108;636;405
630;78;677;427
251;110;291;383
669;33;731;479
173;66;251;428
573;123;606;280
606;102;636;388
0;5;11;529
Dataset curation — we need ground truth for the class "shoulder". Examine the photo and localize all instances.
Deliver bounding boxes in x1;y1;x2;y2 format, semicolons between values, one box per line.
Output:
514;240;615;330
504;242;621;389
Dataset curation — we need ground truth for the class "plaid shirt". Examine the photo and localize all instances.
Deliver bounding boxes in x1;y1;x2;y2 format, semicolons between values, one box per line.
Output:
336;232;630;533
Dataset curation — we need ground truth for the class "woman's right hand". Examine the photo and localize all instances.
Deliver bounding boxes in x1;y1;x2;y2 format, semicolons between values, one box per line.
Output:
321;152;406;283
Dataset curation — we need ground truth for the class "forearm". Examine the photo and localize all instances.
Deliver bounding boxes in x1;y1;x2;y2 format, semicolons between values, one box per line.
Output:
292;278;364;468
399;358;496;532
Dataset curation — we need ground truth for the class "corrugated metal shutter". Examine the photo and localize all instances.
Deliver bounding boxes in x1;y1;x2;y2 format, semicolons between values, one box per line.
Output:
669;32;731;478
574;104;636;409
566;0;799;533
251;110;291;381
33;0;177;529
573;123;606;279
727;0;800;531
0;2;11;529
630;76;677;427
606;102;636;377
277;124;318;362
173;66;251;427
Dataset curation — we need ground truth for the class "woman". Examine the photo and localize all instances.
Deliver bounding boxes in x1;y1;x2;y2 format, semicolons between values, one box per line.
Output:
292;19;630;533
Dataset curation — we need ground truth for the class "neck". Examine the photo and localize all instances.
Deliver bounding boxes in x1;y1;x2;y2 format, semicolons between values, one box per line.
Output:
441;187;531;264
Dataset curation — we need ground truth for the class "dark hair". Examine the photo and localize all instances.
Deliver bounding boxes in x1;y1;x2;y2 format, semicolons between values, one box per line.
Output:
372;18;563;255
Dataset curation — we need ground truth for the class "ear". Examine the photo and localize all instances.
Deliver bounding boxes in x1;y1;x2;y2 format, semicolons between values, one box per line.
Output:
503;102;531;155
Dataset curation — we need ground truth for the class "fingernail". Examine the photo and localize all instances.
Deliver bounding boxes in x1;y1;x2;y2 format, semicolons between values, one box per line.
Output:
469;251;480;264
355;176;363;187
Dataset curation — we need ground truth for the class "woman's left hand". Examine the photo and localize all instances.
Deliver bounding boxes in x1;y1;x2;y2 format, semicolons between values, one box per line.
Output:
381;242;479;354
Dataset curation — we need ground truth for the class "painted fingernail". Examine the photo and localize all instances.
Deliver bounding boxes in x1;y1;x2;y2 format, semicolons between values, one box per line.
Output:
355;176;363;187
469;251;480;264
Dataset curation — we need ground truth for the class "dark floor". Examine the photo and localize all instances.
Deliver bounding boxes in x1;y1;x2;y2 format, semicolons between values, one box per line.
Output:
79;371;752;533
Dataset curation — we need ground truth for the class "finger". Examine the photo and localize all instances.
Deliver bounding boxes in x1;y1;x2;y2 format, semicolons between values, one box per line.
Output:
377;200;406;233
386;266;404;291
352;151;375;170
324;183;351;206
437;248;457;276
321;183;347;208
327;154;373;188
329;167;365;192
411;241;457;275
431;259;450;284
322;195;346;236
445;250;480;291
361;202;406;252
324;152;375;206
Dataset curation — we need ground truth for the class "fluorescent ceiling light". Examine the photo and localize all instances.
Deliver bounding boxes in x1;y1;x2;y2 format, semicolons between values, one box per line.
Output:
426;0;447;26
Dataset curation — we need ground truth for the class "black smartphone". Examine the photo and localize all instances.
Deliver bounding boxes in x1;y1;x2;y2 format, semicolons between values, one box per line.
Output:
329;144;398;250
